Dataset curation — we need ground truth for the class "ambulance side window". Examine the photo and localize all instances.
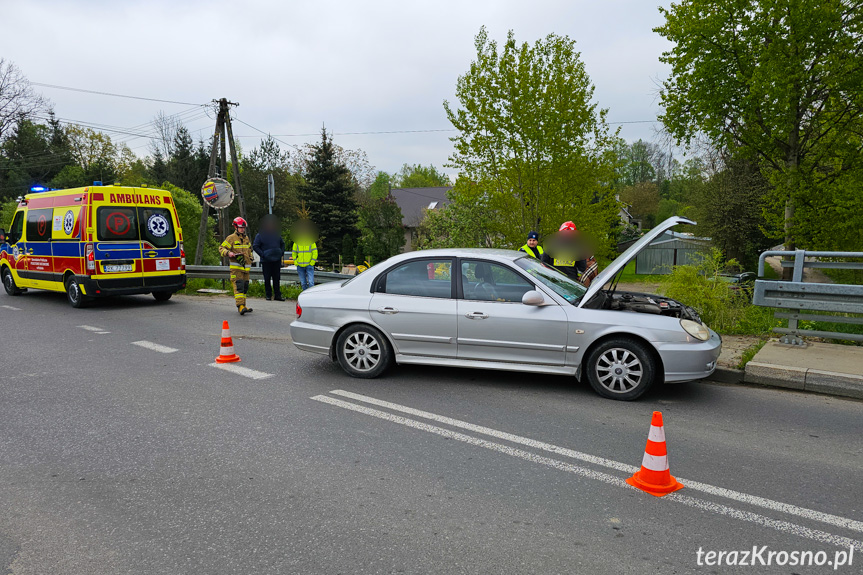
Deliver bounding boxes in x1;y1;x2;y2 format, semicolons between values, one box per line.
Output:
26;208;53;242
97;207;138;241
8;211;24;244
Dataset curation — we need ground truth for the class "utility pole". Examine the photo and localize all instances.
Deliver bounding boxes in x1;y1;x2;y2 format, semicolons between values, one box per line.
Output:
193;98;247;265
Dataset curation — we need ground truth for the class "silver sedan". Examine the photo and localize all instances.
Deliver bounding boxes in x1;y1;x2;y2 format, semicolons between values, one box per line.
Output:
290;217;721;400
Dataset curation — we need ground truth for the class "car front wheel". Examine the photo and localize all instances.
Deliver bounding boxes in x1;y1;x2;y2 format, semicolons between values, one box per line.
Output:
336;324;393;378
2;268;23;296
585;338;657;400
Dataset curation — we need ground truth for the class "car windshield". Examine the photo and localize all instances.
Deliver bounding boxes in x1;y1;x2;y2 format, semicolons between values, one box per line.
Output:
515;256;587;304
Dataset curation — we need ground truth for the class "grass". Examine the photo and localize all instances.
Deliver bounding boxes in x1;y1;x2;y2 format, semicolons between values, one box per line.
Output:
737;339;768;369
181;278;304;300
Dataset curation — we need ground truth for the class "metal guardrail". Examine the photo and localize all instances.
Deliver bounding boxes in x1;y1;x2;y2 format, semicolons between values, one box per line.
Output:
754;250;863;344
185;265;353;285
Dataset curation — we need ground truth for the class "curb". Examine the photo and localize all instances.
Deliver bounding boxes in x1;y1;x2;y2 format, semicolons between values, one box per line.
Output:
743;362;863;400
711;366;745;384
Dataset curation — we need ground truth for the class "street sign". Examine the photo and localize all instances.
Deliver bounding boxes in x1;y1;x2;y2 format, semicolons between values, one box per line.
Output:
267;174;274;215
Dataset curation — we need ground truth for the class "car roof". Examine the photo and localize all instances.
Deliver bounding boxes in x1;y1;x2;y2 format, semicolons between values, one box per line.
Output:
388;248;526;261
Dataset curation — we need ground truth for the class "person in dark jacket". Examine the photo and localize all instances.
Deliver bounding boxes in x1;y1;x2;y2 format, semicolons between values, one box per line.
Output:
253;215;287;301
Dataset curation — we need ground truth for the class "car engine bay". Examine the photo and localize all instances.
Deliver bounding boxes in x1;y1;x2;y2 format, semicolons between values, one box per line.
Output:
585;290;702;323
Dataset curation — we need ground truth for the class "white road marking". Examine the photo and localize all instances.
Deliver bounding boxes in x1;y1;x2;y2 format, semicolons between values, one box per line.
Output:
209;362;273;380
131;340;178;354
1;305;22;310
328;389;863;535
312;394;863;552
78;325;109;333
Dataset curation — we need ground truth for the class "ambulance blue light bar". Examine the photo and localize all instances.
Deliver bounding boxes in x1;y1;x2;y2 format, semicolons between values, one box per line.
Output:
30;185;47;192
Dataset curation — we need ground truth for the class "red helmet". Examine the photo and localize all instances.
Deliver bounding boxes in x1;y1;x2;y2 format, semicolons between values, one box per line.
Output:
559;221;577;232
232;217;248;228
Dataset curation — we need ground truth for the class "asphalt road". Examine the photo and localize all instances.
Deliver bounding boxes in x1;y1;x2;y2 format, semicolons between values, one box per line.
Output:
1;291;862;574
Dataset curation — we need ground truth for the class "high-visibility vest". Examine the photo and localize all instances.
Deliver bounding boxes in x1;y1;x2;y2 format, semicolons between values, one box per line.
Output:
554;258;576;267
292;242;318;267
519;244;544;258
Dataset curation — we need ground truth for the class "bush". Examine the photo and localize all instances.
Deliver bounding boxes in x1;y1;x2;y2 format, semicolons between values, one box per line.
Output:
661;248;778;334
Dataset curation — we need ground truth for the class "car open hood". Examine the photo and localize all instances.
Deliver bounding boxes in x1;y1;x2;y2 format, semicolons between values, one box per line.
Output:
577;216;696;308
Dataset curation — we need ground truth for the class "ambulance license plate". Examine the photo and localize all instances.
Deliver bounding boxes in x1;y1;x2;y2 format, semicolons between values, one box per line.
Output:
105;264;133;273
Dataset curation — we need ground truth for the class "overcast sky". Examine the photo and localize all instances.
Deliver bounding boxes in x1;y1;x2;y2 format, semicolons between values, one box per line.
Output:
2;0;674;178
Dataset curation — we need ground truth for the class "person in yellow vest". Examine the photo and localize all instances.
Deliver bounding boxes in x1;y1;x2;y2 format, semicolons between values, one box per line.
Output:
219;217;254;315
519;231;547;260
552;221;599;286
292;237;318;290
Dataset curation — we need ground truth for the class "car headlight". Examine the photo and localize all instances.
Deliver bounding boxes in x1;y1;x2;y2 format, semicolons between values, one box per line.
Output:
680;319;710;341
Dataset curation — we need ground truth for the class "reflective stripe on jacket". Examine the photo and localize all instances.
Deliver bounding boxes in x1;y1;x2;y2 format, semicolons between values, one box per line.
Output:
219;232;253;270
519;244;544;258
292;242;317;267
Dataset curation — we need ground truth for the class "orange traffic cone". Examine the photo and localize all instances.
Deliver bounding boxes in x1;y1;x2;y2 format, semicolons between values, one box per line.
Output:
626;411;683;497
215;320;241;363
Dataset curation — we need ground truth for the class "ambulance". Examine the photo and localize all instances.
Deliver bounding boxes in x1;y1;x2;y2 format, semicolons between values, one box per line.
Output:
0;184;186;307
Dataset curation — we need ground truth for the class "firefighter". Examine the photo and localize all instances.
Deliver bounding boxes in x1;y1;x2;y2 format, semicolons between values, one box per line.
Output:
220;217;254;315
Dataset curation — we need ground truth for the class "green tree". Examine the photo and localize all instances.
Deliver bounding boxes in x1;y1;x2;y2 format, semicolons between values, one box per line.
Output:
368;171;393;199
443;27;621;255
300;129;359;260
394;163;450;188
357;195;406;263
418;180;498;249
656;0;863;271
691;156;773;269
167;126;201;193
619;182;660;228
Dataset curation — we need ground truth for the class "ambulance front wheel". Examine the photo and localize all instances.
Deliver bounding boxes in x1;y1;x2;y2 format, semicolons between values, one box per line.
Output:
64;276;89;308
152;291;172;302
2;268;24;296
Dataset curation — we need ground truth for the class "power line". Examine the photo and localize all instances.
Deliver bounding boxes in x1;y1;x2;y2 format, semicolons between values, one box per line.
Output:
231;115;300;150
31;82;205;107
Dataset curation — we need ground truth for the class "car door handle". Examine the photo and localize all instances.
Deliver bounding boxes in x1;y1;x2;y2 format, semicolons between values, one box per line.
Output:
377;306;399;314
465;311;489;319
27;249;34;254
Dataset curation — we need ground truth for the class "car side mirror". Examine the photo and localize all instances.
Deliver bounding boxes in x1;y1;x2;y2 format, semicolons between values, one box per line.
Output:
522;290;545;306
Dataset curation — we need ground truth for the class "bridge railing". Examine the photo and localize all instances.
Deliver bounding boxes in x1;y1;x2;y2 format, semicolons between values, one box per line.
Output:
185;265;353;285
753;250;863;344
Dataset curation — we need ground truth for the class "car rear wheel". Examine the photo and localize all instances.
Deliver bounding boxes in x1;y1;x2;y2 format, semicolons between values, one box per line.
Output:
2;268;23;296
585;338;657;400
336;324;392;379
152;291;172;302
64;275;89;308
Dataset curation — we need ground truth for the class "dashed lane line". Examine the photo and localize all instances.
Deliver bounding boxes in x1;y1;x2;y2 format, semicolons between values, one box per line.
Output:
131;340;178;354
209;362;273;380
311;393;863;552
329;389;863;535
1;305;22;310
78;325;110;334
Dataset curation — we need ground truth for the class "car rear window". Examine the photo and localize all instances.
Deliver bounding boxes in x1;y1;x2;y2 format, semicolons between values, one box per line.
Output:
96;206;176;247
97;207;138;241
140;207;175;248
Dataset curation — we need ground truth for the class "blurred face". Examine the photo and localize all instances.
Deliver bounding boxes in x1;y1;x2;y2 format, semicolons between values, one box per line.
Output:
527;238;538;248
236;225;247;235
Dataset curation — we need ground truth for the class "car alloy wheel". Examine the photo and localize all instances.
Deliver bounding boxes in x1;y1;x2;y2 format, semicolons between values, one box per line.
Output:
343;331;382;372
595;347;643;393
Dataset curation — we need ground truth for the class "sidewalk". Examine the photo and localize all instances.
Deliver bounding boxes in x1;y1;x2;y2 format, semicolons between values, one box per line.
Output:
743;340;863;400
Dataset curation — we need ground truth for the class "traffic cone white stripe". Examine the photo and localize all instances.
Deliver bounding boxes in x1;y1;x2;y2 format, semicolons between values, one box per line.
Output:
222;328;230;337
220;345;235;355
648;425;666;443
641;452;670;472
